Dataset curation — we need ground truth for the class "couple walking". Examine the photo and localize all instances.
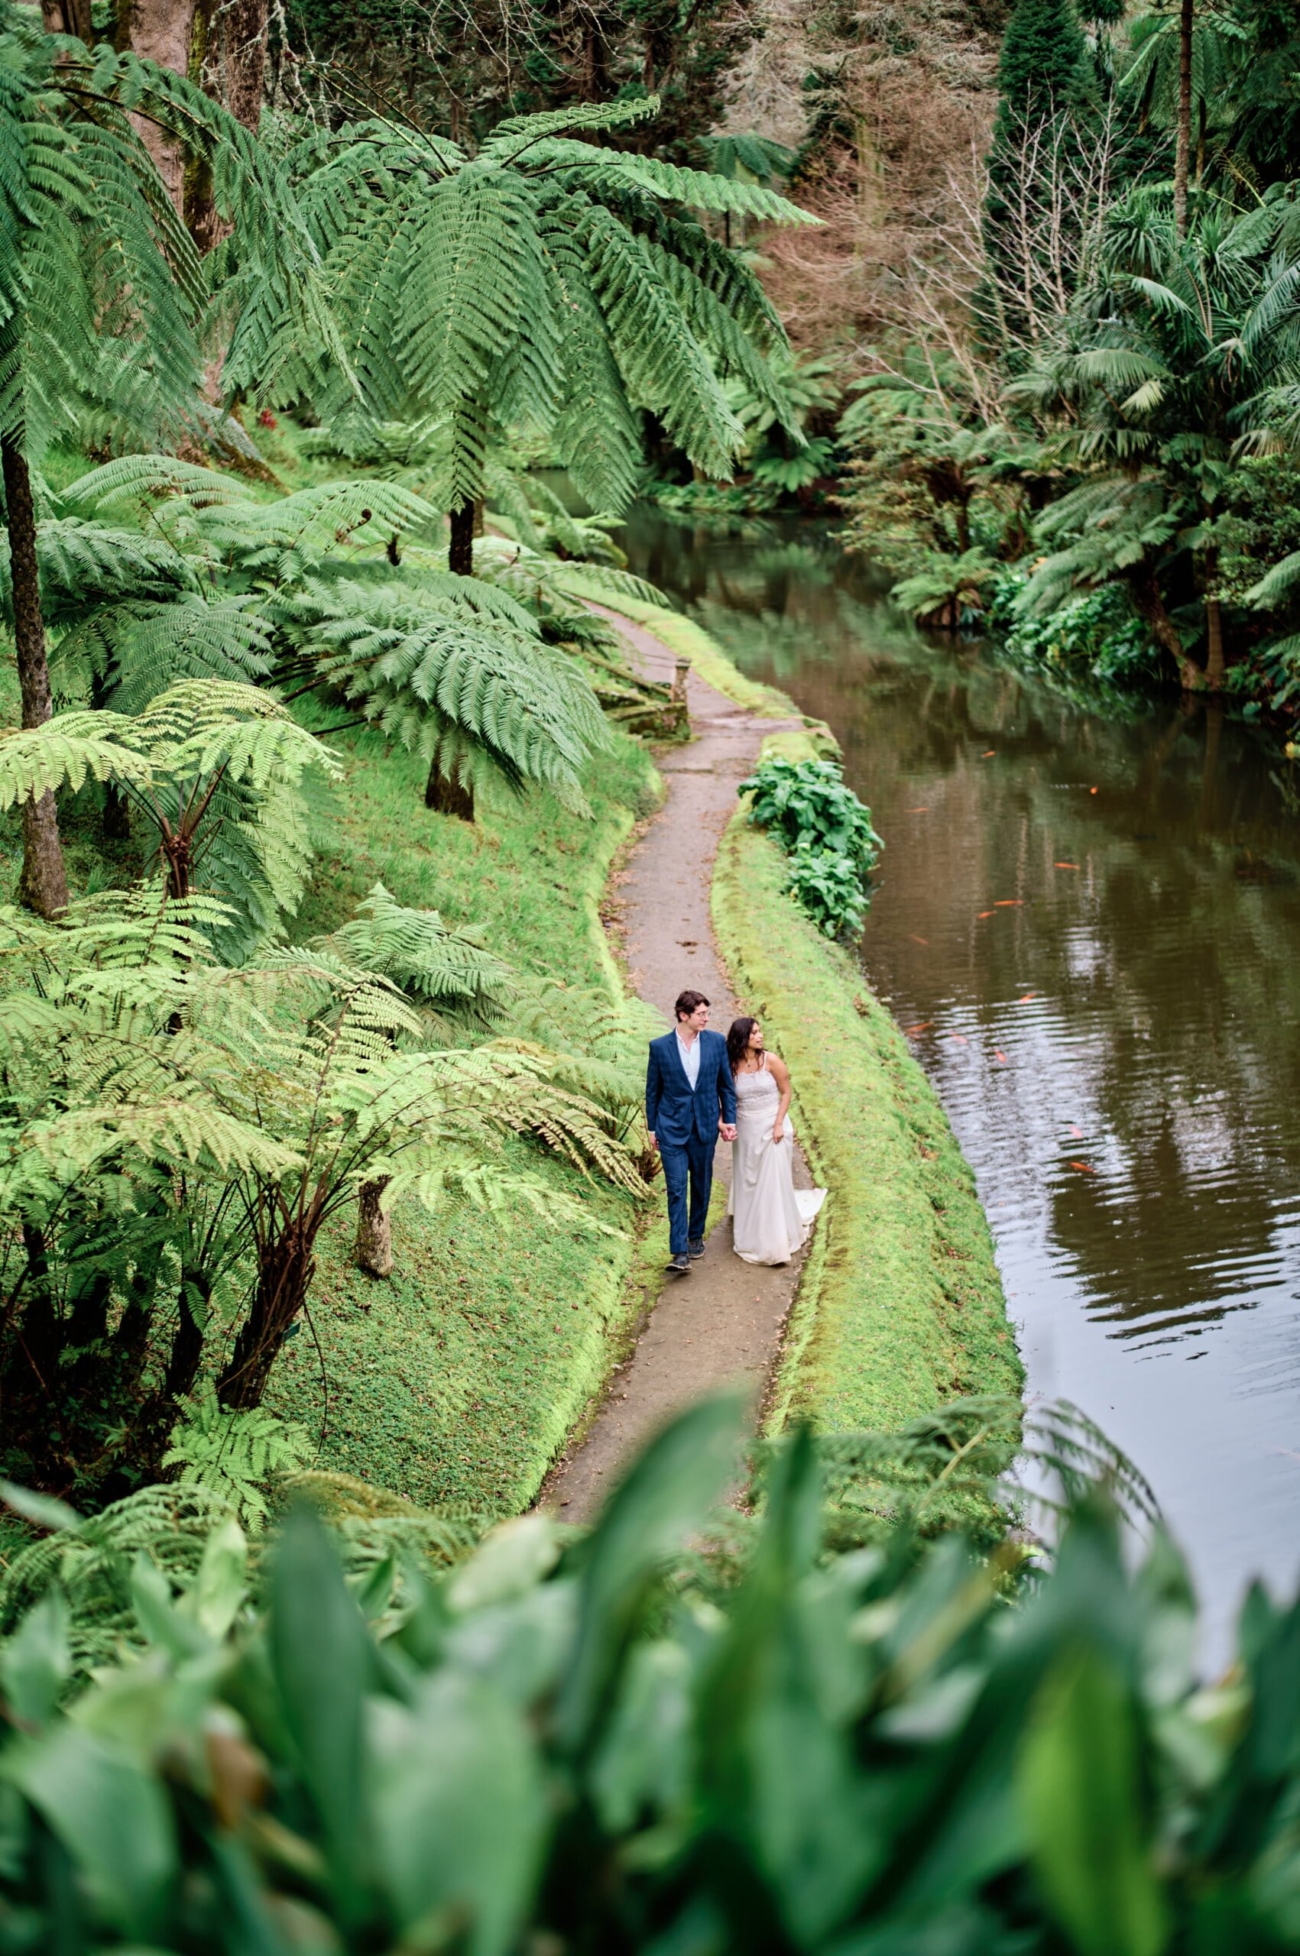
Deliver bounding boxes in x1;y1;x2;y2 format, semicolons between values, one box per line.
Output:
645;988;825;1274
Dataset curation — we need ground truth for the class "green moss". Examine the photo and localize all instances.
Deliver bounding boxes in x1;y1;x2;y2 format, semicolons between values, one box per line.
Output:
262;714;662;1511
713;733;1024;1434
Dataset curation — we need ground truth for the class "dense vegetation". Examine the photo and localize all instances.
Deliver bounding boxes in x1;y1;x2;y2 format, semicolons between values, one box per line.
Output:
5;1394;1300;1956
656;0;1300;718
0;0;822;1508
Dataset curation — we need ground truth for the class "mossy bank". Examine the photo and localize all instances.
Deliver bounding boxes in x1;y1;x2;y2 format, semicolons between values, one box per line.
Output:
711;728;1022;1431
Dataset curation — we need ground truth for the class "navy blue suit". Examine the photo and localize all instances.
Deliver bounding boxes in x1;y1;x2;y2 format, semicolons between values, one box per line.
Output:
645;1028;737;1256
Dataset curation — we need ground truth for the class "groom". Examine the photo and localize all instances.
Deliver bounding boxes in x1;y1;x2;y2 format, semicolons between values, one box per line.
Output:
646;989;737;1275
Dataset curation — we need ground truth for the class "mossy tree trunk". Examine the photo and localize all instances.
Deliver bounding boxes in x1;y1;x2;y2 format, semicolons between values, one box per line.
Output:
354;1178;393;1278
217;1217;317;1410
2;437;69;918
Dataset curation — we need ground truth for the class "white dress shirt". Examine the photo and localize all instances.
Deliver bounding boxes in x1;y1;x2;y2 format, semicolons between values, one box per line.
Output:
676;1028;701;1090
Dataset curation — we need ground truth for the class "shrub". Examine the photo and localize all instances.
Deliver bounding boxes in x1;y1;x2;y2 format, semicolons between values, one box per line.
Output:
0;1395;1297;1955
738;753;883;937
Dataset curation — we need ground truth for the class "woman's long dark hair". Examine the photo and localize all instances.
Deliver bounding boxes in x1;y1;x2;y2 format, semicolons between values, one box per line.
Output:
727;1016;759;1074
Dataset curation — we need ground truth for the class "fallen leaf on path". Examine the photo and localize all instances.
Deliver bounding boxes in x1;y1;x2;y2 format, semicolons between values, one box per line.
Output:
1069;1160;1096;1174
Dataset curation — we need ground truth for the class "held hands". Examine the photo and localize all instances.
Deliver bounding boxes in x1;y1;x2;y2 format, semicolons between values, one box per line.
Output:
719;1120;737;1142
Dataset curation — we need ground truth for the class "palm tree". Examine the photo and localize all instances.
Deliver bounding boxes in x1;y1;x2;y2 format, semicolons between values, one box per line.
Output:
1009;186;1300;690
0;10;318;915
292;95;815;575
1119;2;1247;236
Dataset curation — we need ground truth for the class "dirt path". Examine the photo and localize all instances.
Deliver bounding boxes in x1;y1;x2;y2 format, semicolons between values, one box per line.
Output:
541;611;817;1522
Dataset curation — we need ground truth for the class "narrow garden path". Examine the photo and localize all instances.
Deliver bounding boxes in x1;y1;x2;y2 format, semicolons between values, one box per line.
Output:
541;611;816;1522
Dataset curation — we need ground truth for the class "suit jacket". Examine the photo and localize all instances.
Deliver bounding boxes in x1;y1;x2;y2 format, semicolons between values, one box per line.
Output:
645;1027;736;1146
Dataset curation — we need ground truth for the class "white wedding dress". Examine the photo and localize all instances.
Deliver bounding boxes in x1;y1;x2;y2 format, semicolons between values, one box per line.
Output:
728;1057;826;1266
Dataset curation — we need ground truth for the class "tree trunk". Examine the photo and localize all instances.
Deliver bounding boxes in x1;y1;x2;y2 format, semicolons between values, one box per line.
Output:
2;438;69;918
425;759;474;821
220;0;266;130
1203;596;1225;691
217;1223;315;1410
1128;568;1204;692
164;1269;210;1401
448;498;475;575
121;0;196;213
184;0;266;249
354;1179;393;1279
39;0;94;39
1174;0;1193;239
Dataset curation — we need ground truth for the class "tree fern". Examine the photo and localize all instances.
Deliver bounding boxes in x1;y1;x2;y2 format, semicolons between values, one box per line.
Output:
287;95;815;561
163;1388;315;1525
321;882;513;1023
0;682;340;960
0;10;333;914
284;576;608;809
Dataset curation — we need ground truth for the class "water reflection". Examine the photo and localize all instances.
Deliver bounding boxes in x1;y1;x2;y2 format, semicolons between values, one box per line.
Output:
619;508;1300;1656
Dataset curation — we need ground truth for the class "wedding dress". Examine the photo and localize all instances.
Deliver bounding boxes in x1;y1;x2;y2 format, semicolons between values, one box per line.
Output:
728;1057;826;1266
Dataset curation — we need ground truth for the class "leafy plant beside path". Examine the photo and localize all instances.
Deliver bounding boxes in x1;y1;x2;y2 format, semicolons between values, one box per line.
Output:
738;752;883;937
1;1392;1297;1955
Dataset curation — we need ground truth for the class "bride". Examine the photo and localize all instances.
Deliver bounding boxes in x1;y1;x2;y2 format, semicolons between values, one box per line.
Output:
726;1017;826;1266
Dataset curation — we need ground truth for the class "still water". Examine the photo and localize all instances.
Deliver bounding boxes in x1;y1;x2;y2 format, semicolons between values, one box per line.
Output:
621;512;1300;1657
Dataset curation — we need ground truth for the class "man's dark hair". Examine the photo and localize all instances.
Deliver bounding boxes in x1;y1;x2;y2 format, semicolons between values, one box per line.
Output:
674;989;710;1021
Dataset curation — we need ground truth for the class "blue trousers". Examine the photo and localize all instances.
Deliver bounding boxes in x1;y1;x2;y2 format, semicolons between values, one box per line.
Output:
660;1132;714;1256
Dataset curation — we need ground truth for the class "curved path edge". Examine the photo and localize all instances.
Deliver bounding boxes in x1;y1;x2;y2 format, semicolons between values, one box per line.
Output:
539;610;814;1522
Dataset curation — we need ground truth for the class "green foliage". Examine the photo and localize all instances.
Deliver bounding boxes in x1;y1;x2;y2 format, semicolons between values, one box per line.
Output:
0;680;341;960
0;867;647;1495
738;754;883;938
161;1389;314;1524
0;10;323;464
3;1394;1294;1955
997;568;1161;687
282;0;757;168
290;96;814;528
1009;185;1300;687
39;451;615;817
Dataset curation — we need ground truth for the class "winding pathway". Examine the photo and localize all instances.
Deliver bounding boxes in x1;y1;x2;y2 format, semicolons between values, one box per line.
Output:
541;611;816;1521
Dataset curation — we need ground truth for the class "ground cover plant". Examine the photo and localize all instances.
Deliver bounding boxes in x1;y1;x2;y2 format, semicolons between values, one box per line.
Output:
737;752;883;938
2;1392;1297;1956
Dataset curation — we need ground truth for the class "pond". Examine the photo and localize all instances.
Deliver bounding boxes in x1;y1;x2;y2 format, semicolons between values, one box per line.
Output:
620;508;1300;1660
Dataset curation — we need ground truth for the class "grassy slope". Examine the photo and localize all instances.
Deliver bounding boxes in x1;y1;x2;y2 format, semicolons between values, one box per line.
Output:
713;738;1024;1434
259;718;661;1515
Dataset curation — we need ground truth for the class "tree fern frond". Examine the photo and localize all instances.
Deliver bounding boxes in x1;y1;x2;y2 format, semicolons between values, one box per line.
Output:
477;94;661;161
321;883;513;1020
0;719;153;811
284;577;606;803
